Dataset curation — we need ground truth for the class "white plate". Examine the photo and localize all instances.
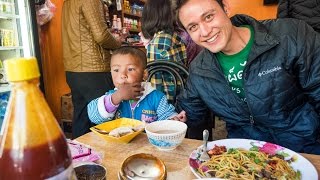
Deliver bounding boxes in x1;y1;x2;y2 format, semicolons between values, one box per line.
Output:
189;138;318;180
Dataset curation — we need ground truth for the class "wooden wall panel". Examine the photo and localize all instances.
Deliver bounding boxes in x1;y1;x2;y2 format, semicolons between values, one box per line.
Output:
228;0;278;20
40;0;277;120
40;0;70;122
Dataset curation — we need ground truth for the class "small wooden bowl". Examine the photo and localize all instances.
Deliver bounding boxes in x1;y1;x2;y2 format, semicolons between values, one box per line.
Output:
119;153;166;180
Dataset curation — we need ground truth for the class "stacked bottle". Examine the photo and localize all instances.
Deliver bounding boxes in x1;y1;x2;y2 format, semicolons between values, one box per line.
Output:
0;0;13;14
0;57;76;179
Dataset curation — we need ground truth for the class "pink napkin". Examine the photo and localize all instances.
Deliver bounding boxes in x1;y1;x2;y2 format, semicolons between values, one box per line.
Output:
67;139;102;163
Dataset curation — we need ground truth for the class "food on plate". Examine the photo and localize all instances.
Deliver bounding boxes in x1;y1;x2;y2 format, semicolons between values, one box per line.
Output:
109;127;134;138
132;124;145;132
198;145;301;180
207;145;227;156
94;123;145;138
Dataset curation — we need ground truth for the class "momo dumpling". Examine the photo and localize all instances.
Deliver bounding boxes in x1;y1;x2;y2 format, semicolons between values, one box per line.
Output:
109;127;134;137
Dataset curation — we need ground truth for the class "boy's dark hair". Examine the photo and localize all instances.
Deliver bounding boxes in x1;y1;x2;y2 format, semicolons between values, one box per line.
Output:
141;0;174;39
175;0;224;30
112;47;147;68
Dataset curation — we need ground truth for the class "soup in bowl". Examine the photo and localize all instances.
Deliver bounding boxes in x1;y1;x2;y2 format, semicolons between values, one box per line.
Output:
145;120;187;151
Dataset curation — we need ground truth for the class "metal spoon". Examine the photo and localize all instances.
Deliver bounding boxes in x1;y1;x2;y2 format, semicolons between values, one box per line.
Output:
92;127;110;134
199;129;210;161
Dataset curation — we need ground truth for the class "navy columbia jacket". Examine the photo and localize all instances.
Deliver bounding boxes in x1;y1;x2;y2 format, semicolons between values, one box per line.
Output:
176;15;320;154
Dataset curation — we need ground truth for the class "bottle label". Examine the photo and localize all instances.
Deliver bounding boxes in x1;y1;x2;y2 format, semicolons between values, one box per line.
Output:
46;164;77;180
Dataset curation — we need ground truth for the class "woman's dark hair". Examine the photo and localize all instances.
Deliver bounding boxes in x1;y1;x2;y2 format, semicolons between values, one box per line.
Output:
112;47;147;68
141;0;174;39
175;0;224;30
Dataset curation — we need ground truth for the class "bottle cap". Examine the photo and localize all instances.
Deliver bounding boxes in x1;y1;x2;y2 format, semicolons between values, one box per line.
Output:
4;57;40;82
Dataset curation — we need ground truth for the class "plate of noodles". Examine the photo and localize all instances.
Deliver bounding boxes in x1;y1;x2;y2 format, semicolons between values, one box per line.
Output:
189;139;318;180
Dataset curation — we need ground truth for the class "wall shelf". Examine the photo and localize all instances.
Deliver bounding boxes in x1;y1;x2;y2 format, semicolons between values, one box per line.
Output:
0;13;20;19
0;46;23;51
123;12;141;18
118;0;144;34
129;28;140;33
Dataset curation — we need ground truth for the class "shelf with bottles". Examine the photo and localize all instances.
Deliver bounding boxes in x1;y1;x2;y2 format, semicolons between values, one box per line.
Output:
0;13;19;19
121;0;143;33
122;0;143;17
0;0;19;51
126;33;141;44
123;17;140;33
0;46;22;50
123;12;141;18
128;28;140;33
0;28;18;48
0;0;15;16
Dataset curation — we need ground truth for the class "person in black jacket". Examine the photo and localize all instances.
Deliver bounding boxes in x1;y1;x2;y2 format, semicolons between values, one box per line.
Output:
277;0;320;33
175;0;320;154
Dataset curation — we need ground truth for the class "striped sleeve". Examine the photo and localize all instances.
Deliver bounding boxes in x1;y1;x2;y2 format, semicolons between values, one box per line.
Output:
87;95;115;124
156;95;178;120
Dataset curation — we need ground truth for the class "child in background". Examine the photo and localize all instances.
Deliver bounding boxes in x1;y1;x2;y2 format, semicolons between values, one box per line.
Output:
140;0;187;103
87;47;186;124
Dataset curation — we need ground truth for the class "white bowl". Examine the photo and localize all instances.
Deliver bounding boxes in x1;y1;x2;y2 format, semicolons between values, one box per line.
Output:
145;120;187;151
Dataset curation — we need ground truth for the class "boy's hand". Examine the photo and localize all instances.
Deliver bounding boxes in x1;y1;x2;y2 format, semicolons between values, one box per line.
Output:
111;83;144;104
170;111;187;122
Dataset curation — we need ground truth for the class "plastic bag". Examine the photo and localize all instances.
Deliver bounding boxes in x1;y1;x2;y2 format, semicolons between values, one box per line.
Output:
35;0;56;26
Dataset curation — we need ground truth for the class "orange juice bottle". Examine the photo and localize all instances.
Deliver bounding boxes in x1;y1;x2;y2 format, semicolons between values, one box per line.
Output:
0;57;76;179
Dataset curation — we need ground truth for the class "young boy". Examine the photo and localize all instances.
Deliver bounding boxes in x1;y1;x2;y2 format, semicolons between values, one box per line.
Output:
87;47;186;124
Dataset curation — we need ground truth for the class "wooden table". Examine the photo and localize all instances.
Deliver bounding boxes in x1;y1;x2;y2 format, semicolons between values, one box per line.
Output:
76;132;320;179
